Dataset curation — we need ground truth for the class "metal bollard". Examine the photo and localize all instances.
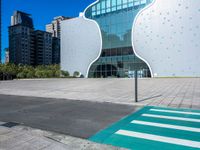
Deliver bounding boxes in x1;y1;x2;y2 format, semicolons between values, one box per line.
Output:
135;70;138;102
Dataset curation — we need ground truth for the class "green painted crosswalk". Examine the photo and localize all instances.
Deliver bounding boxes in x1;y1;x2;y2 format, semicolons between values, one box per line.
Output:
89;106;200;150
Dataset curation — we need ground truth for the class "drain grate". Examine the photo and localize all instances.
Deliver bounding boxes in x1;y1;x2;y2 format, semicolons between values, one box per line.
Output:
1;122;20;128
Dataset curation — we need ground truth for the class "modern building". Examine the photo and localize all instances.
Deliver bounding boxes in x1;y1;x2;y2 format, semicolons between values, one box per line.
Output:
11;11;34;28
61;0;200;78
46;16;71;64
9;11;57;66
34;30;52;65
9;11;35;65
46;16;71;38
52;37;60;64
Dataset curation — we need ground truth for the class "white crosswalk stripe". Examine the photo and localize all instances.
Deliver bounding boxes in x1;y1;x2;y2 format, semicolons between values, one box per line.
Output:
142;114;200;123
150;108;200;116
116;130;200;148
131;120;200;132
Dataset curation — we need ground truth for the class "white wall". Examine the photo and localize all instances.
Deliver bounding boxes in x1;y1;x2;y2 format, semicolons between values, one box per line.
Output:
61;0;200;78
133;0;200;77
61;17;101;77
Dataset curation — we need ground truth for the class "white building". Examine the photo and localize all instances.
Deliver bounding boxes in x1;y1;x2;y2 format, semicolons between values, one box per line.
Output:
61;0;200;78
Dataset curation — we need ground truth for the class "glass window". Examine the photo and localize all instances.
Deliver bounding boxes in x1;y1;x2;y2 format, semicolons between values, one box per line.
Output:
141;0;147;4
111;6;117;11
106;0;111;8
128;2;133;7
101;9;106;14
128;0;134;7
85;0;153;78
97;3;101;15
92;6;96;11
117;5;122;10
117;0;122;5
97;3;100;10
111;0;117;6
122;0;128;4
92;12;96;16
122;0;128;8
134;0;140;6
111;0;117;11
97;10;100;15
101;1;106;9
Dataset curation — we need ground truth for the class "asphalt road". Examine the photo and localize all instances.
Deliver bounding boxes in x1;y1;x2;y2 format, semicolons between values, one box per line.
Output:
0;94;138;138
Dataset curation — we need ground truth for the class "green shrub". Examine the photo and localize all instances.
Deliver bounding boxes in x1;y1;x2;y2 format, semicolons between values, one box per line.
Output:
55;70;61;77
73;71;80;77
26;71;35;78
35;70;45;78
0;64;64;80
17;72;26;79
61;70;70;77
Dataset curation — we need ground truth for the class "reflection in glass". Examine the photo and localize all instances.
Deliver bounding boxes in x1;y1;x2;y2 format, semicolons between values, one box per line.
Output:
85;0;153;78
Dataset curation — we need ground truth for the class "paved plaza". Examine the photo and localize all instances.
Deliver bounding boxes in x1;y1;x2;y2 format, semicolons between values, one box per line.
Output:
0;78;200;109
0;122;124;150
0;78;200;149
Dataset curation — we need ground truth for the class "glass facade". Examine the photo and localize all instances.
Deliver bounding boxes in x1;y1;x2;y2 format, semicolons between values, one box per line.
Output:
85;0;153;78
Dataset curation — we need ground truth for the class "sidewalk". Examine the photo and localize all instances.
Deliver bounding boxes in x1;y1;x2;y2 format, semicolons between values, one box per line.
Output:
0;78;200;109
0;121;125;150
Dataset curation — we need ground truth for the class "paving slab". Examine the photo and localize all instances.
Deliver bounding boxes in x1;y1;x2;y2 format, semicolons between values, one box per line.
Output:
0;124;125;150
0;78;200;108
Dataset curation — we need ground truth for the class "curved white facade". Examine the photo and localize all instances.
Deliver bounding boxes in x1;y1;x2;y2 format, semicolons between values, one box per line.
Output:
61;0;200;77
134;0;200;77
61;17;101;77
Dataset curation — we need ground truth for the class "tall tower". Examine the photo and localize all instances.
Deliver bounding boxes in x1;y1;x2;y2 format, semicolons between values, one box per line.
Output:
9;11;35;65
46;16;70;38
46;16;71;64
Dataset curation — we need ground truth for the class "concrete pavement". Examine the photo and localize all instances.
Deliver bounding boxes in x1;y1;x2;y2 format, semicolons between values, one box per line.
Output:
0;121;125;150
0;78;200;149
0;78;200;108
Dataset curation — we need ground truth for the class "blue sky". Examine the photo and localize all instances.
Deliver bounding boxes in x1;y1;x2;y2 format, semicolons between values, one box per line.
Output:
1;0;95;62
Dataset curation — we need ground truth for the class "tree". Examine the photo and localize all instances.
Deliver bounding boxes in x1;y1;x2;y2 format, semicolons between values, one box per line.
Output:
0;63;71;80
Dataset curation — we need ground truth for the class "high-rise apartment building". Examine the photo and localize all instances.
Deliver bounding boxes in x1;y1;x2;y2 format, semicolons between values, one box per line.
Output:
11;11;33;28
9;11;35;65
46;16;70;38
9;11;55;66
34;30;52;65
52;37;60;64
46;16;71;64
